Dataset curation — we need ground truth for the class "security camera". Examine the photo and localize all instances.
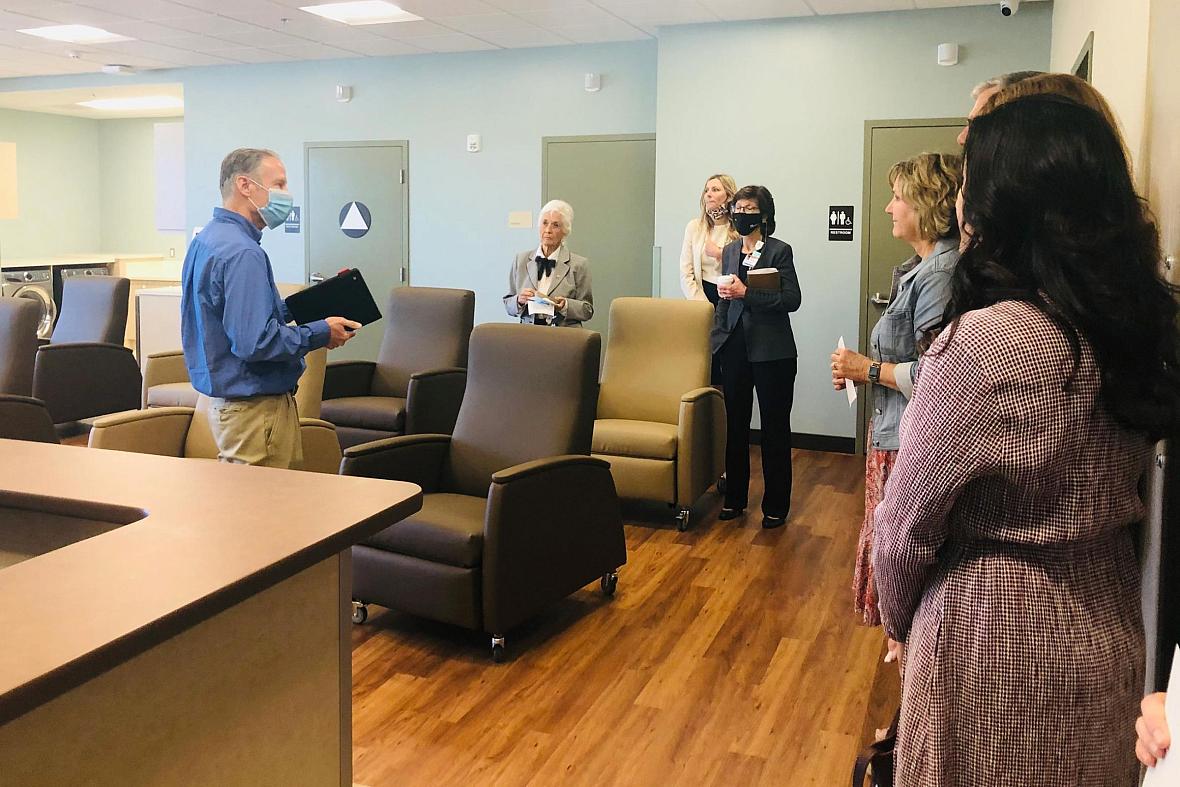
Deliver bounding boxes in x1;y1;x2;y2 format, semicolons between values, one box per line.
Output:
1000;0;1020;15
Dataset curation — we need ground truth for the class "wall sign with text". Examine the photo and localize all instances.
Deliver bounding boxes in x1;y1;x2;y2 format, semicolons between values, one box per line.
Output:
828;206;854;241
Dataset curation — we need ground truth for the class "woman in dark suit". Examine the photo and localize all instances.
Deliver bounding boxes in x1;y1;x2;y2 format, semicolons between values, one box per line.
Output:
711;185;801;529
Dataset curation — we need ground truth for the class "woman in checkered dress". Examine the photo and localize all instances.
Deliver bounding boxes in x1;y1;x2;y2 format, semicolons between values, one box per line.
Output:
873;95;1180;785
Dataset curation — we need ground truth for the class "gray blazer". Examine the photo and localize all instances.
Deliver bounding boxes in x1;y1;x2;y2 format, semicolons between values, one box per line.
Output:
709;236;802;362
503;245;594;328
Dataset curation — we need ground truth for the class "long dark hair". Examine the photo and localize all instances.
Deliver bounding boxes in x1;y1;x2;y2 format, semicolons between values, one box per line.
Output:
951;94;1180;437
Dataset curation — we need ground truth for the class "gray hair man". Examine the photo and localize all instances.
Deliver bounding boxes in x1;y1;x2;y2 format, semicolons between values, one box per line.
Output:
180;147;359;468
957;70;1043;145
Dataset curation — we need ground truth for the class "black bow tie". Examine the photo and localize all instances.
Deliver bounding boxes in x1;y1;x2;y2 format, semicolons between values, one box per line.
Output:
535;256;556;279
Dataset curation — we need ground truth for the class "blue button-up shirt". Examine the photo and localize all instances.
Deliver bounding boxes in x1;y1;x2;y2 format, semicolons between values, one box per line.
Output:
181;208;329;399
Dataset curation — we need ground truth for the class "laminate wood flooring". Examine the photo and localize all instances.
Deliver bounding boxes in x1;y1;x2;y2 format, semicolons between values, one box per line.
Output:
350;448;898;786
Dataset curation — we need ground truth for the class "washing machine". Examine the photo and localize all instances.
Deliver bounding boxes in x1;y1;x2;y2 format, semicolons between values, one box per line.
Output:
1;268;56;339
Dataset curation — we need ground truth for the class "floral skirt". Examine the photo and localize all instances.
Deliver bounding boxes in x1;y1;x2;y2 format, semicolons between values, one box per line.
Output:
853;436;898;627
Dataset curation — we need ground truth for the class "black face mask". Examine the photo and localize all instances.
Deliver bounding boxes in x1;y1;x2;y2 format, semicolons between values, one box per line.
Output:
732;212;762;236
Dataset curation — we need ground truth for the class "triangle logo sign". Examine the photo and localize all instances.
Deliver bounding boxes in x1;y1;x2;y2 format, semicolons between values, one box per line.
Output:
338;201;372;238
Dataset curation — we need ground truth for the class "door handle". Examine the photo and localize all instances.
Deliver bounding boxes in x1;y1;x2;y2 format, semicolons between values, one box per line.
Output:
870;292;890;307
310;272;325;284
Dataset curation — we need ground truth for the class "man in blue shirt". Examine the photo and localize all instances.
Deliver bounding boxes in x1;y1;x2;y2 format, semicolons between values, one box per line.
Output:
181;148;358;468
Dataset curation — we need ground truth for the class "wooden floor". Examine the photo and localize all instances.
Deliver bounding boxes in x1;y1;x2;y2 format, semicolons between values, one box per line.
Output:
350;448;899;786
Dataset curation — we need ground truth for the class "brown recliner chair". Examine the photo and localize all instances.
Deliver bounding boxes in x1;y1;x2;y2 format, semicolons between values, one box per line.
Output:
0;297;39;396
88;348;339;472
342;323;625;662
320;286;474;449
0;395;59;443
591;298;725;531
33;276;141;423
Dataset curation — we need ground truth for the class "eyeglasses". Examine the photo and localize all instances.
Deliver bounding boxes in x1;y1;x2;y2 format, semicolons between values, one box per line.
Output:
731;205;760;214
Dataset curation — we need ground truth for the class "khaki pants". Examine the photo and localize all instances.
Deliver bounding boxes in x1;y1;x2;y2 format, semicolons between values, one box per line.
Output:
207;393;302;469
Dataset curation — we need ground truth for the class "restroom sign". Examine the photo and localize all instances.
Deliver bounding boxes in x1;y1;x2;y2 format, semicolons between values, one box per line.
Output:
829;205;854;241
339;201;371;238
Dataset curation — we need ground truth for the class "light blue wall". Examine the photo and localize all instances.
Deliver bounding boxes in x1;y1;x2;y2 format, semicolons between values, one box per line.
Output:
98;118;187;258
0;108;101;260
654;4;1052;438
180;41;657;325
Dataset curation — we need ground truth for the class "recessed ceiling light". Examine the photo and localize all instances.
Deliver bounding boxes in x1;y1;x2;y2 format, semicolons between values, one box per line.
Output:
300;1;423;26
18;25;132;45
77;96;184;112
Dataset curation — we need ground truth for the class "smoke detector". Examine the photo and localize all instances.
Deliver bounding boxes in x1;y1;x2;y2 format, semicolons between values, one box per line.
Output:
101;64;136;75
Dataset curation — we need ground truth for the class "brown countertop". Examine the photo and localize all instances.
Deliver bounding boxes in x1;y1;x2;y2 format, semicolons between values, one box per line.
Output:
0;440;421;726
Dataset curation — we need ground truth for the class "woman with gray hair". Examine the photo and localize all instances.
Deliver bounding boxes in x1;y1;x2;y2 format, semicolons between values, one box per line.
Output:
503;199;594;328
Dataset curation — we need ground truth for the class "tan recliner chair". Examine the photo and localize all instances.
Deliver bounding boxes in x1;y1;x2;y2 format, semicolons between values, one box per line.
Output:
320;287;474;449
142;347;327;419
341;323;625;662
88;349;339;472
591;298;725;531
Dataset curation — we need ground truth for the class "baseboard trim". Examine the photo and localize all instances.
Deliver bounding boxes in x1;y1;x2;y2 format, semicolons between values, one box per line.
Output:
750;430;855;455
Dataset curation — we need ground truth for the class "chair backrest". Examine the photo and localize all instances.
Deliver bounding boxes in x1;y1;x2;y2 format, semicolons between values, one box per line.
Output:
443;324;601;497
51;276;130;345
0;297;39;396
0;395;59;443
184;395;220;459
597;297;714;424
370;287;475;398
295;347;327;419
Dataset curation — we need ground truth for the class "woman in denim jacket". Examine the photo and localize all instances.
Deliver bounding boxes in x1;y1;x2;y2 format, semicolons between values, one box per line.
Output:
830;152;962;629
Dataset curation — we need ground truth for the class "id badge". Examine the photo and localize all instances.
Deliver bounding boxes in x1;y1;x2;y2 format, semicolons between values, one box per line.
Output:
741;240;764;268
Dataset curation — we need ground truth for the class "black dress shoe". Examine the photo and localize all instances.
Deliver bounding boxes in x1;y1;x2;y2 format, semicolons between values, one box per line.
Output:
718;506;746;520
761;514;787;529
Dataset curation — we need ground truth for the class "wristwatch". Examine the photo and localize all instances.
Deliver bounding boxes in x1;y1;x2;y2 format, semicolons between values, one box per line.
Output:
868;362;882;384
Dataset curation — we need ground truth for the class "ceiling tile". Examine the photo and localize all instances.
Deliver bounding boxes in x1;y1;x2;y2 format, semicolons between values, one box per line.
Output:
912;0;992;7
487;0;587;9
265;41;364;59
101;20;201;40
12;2;135;27
141;32;240;50
204;46;297;62
95;39;198;62
411;33;499;52
707;0;818;21
159;15;261;35
334;36;426;56
396;0;500;16
0;11;59;32
365;20;460;39
476;26;570;47
804;0;915;14
78;0;206;21
557;22;651;43
205;25;310;47
596;1;721;26
516;4;622;29
442;13;539;34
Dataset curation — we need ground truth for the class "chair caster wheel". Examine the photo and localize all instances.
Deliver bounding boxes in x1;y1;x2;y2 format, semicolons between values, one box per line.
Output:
675;509;690;531
491;636;506;663
600;571;619;597
351;602;368;624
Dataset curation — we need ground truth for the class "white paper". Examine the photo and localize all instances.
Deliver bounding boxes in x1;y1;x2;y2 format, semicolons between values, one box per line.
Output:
527;297;555;317
838;336;857;407
1144;645;1180;786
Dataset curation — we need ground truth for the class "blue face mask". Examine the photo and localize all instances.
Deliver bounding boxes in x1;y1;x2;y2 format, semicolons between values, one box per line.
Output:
247;178;293;230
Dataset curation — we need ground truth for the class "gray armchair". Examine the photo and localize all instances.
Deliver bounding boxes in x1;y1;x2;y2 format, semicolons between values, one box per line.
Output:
33;277;141;423
321;286;474;449
342;323;626;662
0;297;39;396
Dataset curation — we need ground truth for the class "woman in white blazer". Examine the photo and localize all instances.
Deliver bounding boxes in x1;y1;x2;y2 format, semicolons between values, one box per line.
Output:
680;173;738;304
503;199;593;328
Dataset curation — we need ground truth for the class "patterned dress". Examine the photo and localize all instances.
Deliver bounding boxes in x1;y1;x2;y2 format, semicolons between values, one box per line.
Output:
854;436;896;626
874;301;1148;786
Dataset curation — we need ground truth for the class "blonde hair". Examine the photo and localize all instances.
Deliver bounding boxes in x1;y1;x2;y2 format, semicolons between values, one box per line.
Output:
888;153;963;242
699;173;739;242
980;73;1130;166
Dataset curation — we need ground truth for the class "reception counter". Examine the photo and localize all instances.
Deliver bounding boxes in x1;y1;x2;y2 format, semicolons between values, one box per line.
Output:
0;440;421;786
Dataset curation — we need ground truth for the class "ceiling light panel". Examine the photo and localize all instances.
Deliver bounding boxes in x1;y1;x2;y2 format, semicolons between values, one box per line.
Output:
17;25;133;44
300;1;424;25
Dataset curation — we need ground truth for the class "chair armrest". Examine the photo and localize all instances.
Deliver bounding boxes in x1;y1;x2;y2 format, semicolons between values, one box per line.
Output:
34;343;143;423
88;407;194;457
405;367;467;435
483;455;626;634
339;433;451;491
323;360;376;400
0;395;58;443
298;417;343;474
142;350;189;407
676;387;726;508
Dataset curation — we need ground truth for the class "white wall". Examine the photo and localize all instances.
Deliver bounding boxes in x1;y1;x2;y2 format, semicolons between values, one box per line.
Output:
1050;0;1151;182
98;118;187;258
654;4;1052;439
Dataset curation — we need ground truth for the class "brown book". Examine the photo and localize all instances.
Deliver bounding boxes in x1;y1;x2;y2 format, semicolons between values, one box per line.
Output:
746;267;779;290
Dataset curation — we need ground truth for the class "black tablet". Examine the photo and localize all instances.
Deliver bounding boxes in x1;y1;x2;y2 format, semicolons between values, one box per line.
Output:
284;268;383;326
